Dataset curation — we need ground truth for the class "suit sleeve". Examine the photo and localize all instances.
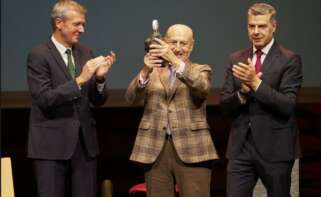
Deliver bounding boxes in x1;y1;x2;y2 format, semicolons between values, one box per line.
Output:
177;63;212;100
27;50;81;110
220;58;244;115
125;75;146;105
254;54;303;118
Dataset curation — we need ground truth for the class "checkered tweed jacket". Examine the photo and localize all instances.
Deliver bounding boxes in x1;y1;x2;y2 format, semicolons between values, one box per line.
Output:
126;62;219;164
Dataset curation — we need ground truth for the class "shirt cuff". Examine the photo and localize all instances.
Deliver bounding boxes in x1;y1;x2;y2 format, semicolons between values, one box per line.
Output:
138;74;149;88
253;80;262;91
237;91;247;104
96;82;105;93
175;60;186;76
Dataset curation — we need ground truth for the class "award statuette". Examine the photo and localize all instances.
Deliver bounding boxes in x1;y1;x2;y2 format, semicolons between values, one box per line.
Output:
144;19;161;52
144;19;169;67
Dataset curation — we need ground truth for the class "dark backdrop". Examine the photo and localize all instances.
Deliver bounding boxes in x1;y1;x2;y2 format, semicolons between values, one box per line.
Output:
2;1;321;196
2;0;321;90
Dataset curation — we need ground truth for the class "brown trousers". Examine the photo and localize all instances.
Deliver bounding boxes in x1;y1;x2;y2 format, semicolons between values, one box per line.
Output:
144;136;212;197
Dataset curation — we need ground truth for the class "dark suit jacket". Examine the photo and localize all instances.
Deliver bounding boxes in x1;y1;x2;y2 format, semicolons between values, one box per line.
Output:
220;42;303;162
27;40;108;160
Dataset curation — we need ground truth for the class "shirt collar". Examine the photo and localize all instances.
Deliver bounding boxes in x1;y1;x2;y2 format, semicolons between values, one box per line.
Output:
51;35;71;56
253;38;274;55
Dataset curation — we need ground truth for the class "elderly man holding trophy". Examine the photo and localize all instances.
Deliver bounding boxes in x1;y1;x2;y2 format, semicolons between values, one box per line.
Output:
126;20;218;197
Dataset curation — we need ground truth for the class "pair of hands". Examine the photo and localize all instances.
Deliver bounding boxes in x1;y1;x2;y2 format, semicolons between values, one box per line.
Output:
76;51;116;86
141;38;180;79
232;58;262;94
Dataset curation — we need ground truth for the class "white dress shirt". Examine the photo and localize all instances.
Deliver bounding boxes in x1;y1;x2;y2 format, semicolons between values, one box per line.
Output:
138;60;186;87
51;36;105;92
237;38;275;103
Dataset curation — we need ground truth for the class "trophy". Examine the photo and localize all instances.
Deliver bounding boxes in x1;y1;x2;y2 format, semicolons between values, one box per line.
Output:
144;19;161;52
144;19;169;66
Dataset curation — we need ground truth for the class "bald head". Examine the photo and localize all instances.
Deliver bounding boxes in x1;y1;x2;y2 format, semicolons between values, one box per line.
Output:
165;24;194;41
164;24;194;62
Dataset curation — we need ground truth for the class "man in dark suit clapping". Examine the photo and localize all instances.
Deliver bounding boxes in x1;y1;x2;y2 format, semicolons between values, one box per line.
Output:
221;3;303;197
26;1;116;197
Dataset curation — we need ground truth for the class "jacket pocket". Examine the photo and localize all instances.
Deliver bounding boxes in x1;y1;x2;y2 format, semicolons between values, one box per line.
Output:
269;120;291;129
32;119;69;128
138;121;150;130
190;121;209;131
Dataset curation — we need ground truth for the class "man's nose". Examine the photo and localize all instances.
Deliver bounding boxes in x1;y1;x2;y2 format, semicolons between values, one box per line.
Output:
79;25;85;33
175;43;182;51
254;26;259;34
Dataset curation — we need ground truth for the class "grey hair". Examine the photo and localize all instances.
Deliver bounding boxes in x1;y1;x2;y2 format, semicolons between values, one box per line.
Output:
248;3;277;22
51;0;86;30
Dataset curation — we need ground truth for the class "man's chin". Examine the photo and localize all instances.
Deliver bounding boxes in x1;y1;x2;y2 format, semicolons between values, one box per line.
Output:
253;41;264;49
176;55;185;60
72;37;80;44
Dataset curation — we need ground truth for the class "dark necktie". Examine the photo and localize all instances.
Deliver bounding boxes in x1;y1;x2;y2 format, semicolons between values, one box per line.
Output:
66;49;76;79
255;49;263;73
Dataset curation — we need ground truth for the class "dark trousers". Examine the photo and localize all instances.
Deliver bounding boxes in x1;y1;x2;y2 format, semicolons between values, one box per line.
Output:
144;136;212;197
33;135;97;197
227;134;294;197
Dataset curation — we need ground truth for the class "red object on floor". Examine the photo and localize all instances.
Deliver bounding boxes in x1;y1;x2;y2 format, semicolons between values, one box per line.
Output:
129;183;179;195
129;183;147;194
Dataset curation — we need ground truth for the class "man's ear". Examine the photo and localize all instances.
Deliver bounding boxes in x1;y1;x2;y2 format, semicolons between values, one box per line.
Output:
189;39;195;52
272;21;277;33
55;17;63;30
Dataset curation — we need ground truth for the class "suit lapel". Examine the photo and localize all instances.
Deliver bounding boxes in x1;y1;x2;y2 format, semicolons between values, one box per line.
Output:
158;64;187;102
72;45;82;77
167;62;188;102
47;40;72;80
260;42;279;74
243;48;253;64
233;43;279;88
158;67;170;98
240;45;280;76
168;79;180;101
